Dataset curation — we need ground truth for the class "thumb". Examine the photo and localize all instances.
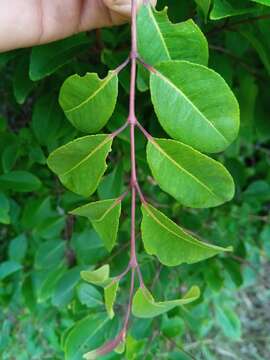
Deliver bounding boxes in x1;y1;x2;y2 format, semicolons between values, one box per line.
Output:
103;0;156;22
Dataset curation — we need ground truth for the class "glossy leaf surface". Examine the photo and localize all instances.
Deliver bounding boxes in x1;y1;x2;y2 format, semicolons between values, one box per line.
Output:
47;135;112;197
0;171;41;192
141;203;232;266
132;285;200;318
65;313;109;360
70;199;121;251
104;280;119;319
81;265;110;286
60;71;118;133
210;0;257;19
147;138;235;208
137;4;208;66
30;33;91;81
150;61;239;153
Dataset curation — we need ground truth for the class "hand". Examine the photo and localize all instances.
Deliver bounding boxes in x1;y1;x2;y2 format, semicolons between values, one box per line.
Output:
0;0;154;52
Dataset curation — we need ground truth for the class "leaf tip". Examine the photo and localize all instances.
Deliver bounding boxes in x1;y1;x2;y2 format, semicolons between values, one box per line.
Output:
83;350;98;360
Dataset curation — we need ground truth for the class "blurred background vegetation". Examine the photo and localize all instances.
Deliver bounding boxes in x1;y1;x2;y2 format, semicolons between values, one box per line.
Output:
0;0;270;359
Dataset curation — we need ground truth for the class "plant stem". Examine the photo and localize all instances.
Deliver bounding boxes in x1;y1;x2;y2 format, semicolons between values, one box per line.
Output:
128;0;139;268
128;0;138;125
123;267;135;333
115;56;130;74
110;120;129;138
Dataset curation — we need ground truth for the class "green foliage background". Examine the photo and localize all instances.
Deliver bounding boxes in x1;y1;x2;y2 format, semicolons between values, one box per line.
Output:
1;0;270;359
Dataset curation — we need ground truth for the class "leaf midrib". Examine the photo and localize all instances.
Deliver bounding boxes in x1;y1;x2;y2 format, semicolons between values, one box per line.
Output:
38;241;64;266
147;5;170;59
153;70;229;144
68;315;109;358
65;73;115;113
149;139;220;200
143;204;223;251
61;136;112;177
95;199;120;222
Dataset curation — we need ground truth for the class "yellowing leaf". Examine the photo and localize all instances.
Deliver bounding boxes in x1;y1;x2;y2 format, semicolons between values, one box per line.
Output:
141;203;232;266
132;285;200;318
47;134;112;197
59;71;118;133
70;199;122;251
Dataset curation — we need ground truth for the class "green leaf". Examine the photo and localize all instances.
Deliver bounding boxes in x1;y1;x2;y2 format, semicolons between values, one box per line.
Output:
81;265;110;286
216;306;242;339
29;33;91;81
47;134;113;197
38;264;67;302
71;229;108;265
32;94;66;147
240;18;270;75
97;163;124;200
8;234;28;263
35;239;65;269
104;280;119;319
2;143;19;173
195;0;211;20
59;71;118;133
150;61;239;153
0;192;10;224
65;313;110;360
0;261;22;280
251;0;270;5
13;55;34;104
70;199;121;251
161;315;185;338
132;285;200;318
137;4;208;66
147;138;235;208
77;283;103;309
0;116;7;132
210;0;257;19
22;274;36;311
141;203;232;266
52;267;81;307
0;171;41;192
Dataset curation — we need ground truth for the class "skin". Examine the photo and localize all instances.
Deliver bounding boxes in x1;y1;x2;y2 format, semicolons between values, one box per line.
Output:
0;0;154;52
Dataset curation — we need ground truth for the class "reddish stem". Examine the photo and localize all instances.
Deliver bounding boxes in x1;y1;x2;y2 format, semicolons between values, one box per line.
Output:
110;120;129;138
137;56;157;74
128;0;139;269
123;267;135;332
136;120;153;141
115;57;130;74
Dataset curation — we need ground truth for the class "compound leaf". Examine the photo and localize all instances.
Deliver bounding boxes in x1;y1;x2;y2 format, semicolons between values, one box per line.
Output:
60;71;118;133
70;199;121;252
150;60;239;153
137;4;208;66
132;285;200;318
141;203;232;266
47;134;112;197
147;138;235;208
